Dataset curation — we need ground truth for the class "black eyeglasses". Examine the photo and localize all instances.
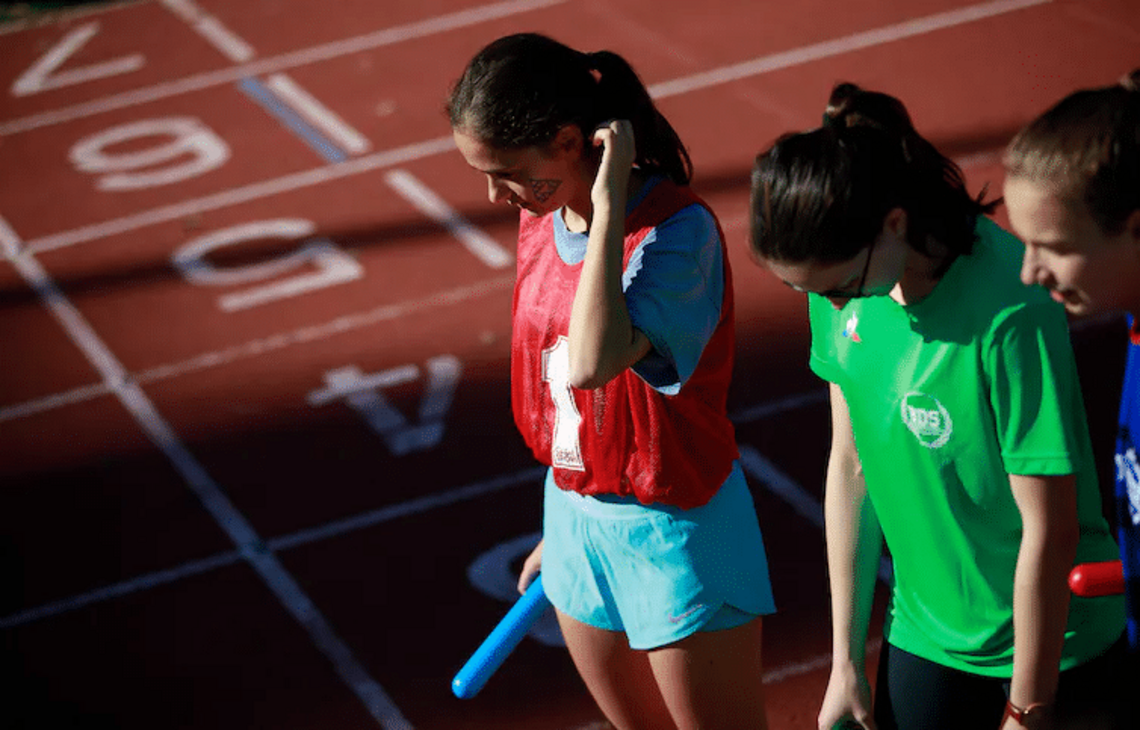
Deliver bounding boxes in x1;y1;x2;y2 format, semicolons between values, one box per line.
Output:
801;238;878;300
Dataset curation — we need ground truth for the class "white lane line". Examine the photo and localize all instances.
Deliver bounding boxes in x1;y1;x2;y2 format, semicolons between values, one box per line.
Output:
0;466;544;629
385;169;512;269
265;73;371;154
133;275;514;383
648;0;1051;99
195;17;256;63
739;444;893;584
267;466;545;552
762;638;883;685
0;382;113;424
0;0;568;136
732;390;828;425
0;274;513;424
160;0;255;63
739;444;824;529
25;135;457;255
0;216;412;730
0;551;242;630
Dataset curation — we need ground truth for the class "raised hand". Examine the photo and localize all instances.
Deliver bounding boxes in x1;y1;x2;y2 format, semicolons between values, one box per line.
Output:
590;119;636;210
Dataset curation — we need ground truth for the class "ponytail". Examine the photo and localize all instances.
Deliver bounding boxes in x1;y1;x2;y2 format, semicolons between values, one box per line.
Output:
752;82;994;264
587;50;692;184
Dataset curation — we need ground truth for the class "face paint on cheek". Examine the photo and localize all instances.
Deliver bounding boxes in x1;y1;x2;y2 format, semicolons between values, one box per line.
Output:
530;178;561;204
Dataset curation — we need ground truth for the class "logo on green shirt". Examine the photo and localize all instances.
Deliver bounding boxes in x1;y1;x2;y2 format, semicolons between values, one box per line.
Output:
901;392;952;448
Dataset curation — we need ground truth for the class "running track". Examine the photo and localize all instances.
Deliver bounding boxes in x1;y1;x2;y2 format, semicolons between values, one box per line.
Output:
1;1;1137;728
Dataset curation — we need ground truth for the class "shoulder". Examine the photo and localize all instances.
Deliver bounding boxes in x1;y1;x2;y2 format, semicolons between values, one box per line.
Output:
961;217;1060;329
629;178;715;231
652;203;720;247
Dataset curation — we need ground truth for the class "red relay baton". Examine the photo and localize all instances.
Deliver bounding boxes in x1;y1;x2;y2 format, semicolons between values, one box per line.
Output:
1068;560;1125;597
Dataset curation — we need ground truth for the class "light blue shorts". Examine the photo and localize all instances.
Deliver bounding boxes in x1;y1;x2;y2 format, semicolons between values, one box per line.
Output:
541;461;776;650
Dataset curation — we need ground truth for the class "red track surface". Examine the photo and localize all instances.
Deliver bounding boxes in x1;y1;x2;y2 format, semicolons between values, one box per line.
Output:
1;1;1137;728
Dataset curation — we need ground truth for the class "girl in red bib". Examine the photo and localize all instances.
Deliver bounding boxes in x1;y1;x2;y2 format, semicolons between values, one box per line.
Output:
448;33;774;730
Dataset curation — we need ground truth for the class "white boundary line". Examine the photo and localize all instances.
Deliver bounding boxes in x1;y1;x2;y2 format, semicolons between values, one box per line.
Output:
0;465;544;630
0;0;568;136
0;551;243;630
0;274;514;424
739;445;824;529
160;0;256;63
25;135;456;254
266;72;372;155
0;215;413;730
763;638;883;685
648;0;1051;99
384;169;512;269
0;381;113;423
740;445;893;584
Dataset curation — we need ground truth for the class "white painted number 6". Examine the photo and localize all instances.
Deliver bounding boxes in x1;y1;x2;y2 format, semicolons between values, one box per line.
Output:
69;117;230;191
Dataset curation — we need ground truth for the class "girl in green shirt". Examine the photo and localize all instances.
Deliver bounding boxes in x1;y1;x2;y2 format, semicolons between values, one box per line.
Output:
747;83;1128;730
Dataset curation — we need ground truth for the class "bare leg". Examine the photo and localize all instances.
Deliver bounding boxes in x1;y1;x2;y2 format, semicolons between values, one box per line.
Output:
648;616;769;730
555;608;678;730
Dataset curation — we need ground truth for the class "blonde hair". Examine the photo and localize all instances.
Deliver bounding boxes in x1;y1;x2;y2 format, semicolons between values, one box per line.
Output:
1004;69;1140;235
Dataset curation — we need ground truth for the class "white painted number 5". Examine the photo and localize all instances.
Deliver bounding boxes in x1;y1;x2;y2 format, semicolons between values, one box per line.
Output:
173;219;363;311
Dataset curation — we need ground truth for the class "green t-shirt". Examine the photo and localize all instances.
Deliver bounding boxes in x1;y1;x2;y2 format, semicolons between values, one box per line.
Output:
809;217;1124;676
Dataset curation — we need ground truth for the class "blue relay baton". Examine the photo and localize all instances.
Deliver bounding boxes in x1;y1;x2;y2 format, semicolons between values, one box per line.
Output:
452;574;551;699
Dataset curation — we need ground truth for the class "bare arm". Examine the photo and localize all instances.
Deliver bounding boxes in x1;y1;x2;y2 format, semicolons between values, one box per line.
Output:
818;382;883;730
1001;473;1079;729
567;120;652;390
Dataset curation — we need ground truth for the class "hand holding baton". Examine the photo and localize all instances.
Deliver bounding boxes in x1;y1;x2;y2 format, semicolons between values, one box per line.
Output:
452;574;551;699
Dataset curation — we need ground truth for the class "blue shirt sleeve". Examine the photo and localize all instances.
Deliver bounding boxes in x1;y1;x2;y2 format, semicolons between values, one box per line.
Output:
1117;316;1140;650
623;203;724;395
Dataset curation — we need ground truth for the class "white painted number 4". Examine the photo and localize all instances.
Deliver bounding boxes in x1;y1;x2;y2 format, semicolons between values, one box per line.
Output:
307;356;462;456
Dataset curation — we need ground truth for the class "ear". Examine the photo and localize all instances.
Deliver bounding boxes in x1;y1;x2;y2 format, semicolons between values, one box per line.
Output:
883;207;908;239
1127;208;1140;245
550;124;584;159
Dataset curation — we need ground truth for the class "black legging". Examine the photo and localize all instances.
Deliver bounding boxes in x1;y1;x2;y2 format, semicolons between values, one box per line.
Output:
873;633;1135;730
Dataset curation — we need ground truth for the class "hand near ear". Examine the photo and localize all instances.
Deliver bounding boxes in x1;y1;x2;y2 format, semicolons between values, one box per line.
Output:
590;119;636;210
